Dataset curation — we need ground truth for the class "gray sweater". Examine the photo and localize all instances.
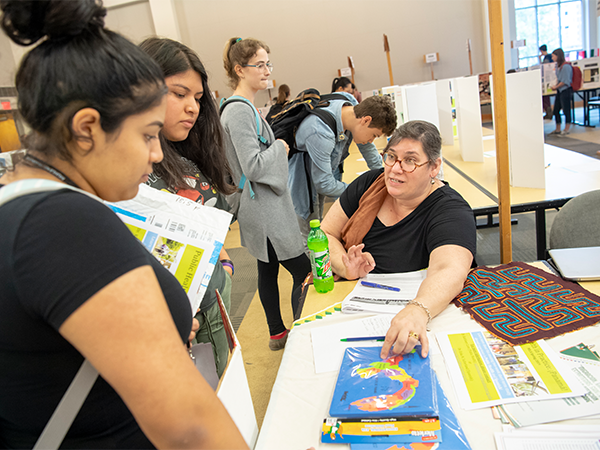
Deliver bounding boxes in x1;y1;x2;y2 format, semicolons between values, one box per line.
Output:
221;100;304;262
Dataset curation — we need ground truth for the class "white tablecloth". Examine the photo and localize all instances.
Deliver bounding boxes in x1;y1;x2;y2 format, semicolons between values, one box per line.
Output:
255;281;600;450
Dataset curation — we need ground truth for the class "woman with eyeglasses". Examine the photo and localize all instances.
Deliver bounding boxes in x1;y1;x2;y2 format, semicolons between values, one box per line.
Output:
321;120;476;360
221;37;310;351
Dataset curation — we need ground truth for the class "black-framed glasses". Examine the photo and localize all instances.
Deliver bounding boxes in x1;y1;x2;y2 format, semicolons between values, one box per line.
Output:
243;62;273;72
382;152;430;173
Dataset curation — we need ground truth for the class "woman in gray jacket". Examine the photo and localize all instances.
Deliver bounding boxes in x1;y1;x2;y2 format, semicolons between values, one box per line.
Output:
221;37;310;351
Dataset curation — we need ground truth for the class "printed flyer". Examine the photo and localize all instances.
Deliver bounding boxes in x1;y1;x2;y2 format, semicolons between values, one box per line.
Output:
436;330;586;410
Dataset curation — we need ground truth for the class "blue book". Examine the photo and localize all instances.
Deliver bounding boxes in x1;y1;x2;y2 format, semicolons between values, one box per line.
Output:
329;346;438;419
349;374;472;450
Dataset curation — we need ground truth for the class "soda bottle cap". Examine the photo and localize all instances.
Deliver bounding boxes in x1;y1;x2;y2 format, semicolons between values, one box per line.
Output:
309;219;321;228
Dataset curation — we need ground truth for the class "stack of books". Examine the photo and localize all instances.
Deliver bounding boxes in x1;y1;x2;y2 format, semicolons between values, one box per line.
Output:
322;346;471;449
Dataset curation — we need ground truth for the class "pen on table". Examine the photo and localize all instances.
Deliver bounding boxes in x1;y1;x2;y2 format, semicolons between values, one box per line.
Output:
340;336;386;342
360;281;400;292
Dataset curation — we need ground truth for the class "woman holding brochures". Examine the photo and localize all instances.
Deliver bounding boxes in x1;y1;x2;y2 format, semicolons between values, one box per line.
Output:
139;37;235;379
321;120;476;360
0;1;247;448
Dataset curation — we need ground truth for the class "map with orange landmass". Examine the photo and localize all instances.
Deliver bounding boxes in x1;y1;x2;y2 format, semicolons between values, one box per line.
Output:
350;354;420;412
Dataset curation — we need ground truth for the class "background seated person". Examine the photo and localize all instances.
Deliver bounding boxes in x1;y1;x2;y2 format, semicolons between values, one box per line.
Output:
321;120;476;361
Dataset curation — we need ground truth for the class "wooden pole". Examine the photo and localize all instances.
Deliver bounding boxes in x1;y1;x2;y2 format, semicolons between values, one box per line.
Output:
384;34;394;85
467;39;473;75
430;62;434;80
487;0;512;263
347;56;355;84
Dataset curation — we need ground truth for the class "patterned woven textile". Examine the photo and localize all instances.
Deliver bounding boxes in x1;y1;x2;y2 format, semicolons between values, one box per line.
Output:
453;262;600;346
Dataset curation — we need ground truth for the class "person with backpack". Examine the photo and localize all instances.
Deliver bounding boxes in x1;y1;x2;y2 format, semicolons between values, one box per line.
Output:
549;48;573;136
266;83;290;124
221;37;310;351
288;92;397;245
139;37;235;378
0;1;247;448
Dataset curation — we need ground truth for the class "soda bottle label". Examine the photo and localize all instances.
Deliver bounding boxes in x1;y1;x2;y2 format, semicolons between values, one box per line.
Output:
310;249;333;280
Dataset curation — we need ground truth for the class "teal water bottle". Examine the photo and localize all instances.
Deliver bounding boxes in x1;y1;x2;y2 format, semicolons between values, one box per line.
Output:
307;219;334;293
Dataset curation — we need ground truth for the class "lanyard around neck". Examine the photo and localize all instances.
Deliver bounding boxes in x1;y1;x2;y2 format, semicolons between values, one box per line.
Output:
22;154;80;189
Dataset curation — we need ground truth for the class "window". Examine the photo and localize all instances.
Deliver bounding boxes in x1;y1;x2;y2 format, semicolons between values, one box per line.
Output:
515;0;584;68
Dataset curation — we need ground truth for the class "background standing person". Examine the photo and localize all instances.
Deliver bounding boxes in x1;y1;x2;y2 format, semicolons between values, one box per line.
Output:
0;1;247;448
139;36;235;378
352;83;362;103
221;37;310;351
549;48;573;136
266;83;290;124
539;45;553;119
331;76;353;93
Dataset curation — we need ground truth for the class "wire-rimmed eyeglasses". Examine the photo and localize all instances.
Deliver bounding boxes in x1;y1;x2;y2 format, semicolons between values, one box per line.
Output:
243;62;273;72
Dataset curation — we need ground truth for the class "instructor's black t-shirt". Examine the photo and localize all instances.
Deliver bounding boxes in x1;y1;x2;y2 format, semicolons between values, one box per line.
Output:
0;189;192;449
340;169;476;273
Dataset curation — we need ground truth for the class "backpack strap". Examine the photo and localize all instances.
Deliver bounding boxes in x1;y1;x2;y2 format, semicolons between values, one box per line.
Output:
219;96;268;145
0;179;100;450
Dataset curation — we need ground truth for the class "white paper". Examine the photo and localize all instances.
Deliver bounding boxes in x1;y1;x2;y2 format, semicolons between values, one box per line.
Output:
501;355;600;427
436;330;587;410
495;424;600;450
310;315;393;373
109;184;232;313
341;270;427;314
495;433;600;450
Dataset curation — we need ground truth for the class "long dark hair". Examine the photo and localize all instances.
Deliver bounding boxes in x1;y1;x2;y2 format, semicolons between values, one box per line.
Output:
140;37;235;194
0;0;166;161
331;77;352;93
552;48;566;67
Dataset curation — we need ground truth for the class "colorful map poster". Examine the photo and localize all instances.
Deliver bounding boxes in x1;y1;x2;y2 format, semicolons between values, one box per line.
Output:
436;330;587;410
329;347;438;419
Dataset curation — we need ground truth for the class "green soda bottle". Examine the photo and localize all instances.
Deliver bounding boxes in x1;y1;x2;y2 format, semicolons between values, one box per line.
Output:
307;219;334;293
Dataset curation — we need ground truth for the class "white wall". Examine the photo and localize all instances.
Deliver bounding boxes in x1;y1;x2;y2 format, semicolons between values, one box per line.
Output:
0;31;16;86
127;0;488;107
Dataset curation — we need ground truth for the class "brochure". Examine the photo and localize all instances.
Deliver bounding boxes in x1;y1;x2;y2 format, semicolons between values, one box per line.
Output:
436;330;587;410
109;184;232;313
499;354;600;427
342;271;427;314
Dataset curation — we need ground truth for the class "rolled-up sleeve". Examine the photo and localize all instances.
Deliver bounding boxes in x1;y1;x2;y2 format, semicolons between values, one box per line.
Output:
357;142;383;169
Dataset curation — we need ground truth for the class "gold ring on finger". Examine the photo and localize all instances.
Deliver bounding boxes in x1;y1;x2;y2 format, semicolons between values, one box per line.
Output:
408;331;419;340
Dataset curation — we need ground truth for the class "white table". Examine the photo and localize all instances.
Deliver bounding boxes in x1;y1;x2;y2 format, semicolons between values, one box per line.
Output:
255;278;600;450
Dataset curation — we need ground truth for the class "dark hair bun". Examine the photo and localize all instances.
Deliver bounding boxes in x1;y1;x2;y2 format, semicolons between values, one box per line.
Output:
1;0;106;46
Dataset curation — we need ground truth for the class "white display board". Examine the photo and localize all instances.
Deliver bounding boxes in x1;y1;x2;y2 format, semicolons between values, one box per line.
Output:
404;82;440;130
381;85;405;125
454;76;484;162
217;345;258;448
435;79;455;145
506;70;546;189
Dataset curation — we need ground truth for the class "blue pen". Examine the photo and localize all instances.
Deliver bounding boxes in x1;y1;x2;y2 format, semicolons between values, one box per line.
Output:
340;336;386;342
360;281;400;292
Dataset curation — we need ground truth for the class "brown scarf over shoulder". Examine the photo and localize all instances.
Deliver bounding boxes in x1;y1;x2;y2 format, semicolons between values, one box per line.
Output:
340;173;388;250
